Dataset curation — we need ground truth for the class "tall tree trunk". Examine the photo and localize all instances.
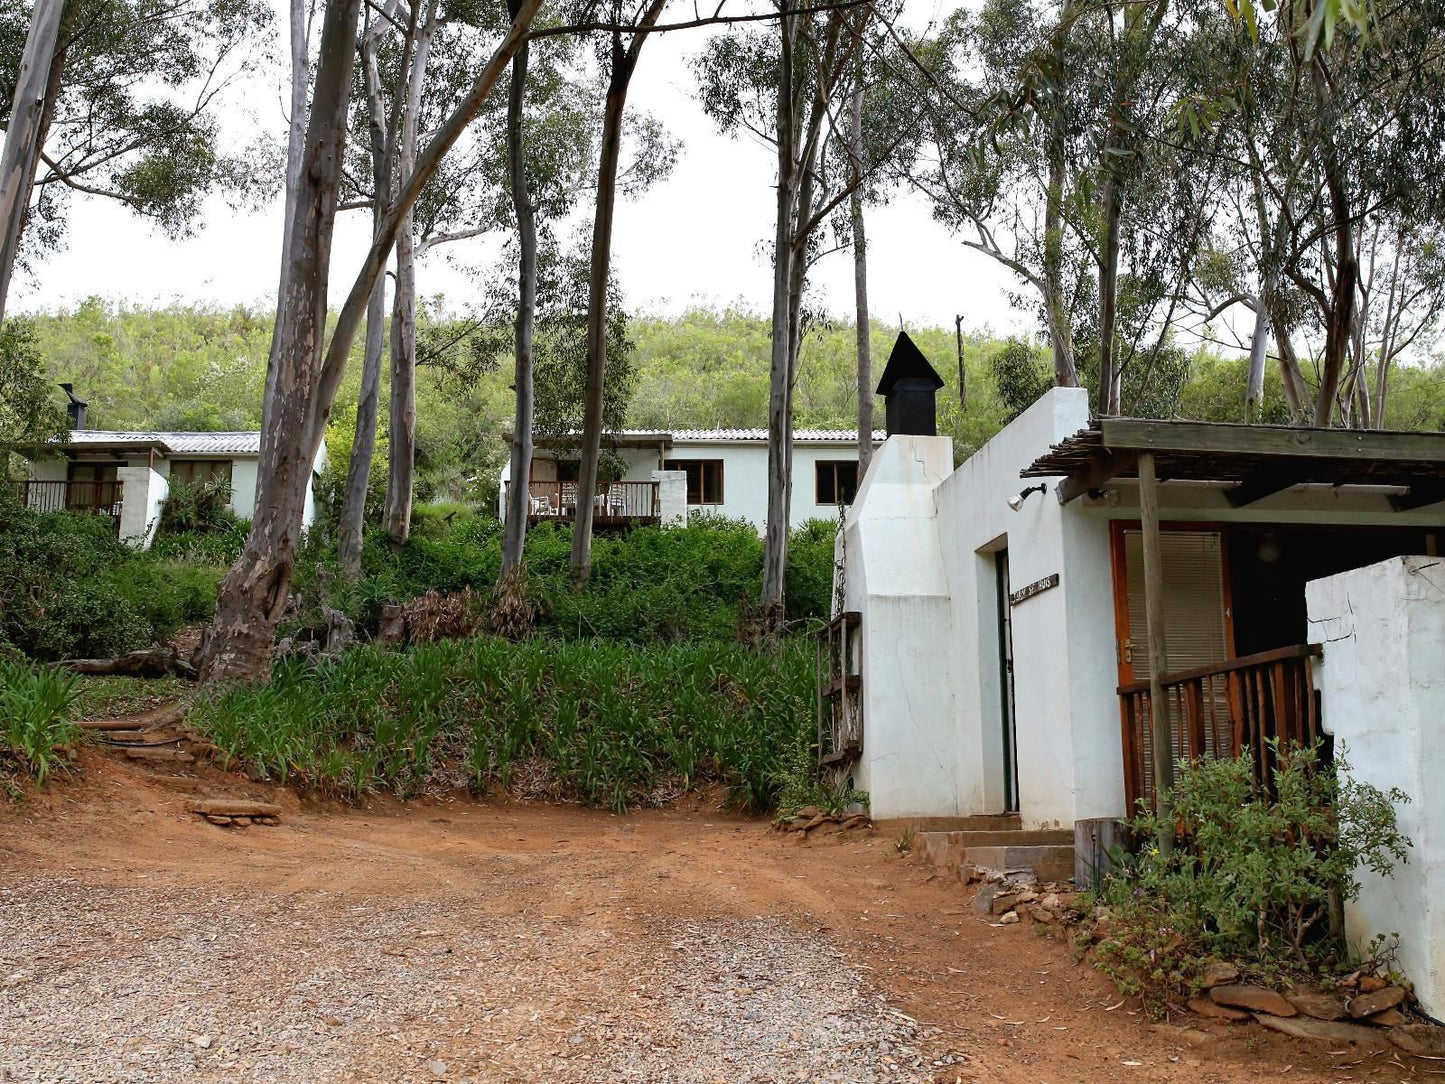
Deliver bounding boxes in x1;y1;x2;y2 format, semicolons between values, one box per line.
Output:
1309;63;1357;428
197;0;364;684
0;0;65;324
382;0;437;545
1244;286;1271;421
760;5;798;627
1042;103;1077;387
569;0;668;583
276;0;309;306
338;30;392;574
501;16;536;574
848;81;872;479
338;276;386;569
1096;169;1122;414
384;223;417;541
200;0;542;683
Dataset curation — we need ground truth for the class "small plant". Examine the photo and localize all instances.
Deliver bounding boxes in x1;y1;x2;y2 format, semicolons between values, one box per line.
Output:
0;659;82;785
1087;741;1412;1012
896;826;916;854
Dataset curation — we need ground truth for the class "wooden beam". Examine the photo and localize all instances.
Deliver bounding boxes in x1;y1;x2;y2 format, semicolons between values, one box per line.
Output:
1054;450;1137;504
1100;418;1445;464
1138;451;1175;851
1225;470;1300;508
1389;483;1445;512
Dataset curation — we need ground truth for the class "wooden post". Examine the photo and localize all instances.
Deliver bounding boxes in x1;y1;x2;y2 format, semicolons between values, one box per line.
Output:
1138;451;1175;854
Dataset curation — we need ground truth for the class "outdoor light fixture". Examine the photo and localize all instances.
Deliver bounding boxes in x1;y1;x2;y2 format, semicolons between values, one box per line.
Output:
1007;483;1048;512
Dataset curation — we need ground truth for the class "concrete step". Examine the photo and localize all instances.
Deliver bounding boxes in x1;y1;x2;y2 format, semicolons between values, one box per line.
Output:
913;827;1071;870
876;813;1022;834
964;844;1076;884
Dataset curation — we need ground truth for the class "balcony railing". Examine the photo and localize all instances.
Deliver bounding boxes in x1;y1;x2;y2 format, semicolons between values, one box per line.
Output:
505;480;660;525
8;479;124;519
1118;643;1323;811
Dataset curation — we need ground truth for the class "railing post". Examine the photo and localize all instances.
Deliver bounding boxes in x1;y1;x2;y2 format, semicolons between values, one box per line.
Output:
1138;451;1175;852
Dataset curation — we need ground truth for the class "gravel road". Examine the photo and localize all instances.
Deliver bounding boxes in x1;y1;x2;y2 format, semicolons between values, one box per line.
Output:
0;876;953;1083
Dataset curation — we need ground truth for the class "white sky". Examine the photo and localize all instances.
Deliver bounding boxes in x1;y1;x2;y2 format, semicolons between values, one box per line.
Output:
8;7;1028;338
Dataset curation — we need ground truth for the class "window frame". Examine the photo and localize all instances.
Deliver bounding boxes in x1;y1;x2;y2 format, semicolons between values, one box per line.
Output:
815;459;859;506
666;458;725;505
169;459;233;488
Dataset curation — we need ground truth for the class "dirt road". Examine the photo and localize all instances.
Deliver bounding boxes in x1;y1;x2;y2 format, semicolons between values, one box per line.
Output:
0;752;1403;1082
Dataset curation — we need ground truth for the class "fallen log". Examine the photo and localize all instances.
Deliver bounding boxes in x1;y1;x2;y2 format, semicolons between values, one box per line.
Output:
62;647;198;680
76;702;190;732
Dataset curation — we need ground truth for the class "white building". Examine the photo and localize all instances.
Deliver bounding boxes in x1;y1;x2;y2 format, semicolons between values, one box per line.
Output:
498;429;883;532
14;430;327;548
835;386;1445;1012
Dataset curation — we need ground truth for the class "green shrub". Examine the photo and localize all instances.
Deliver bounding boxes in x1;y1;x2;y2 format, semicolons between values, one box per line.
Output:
0;489;219;659
410;501;482;540
192;637;815;812
1086;743;1411;1010
158;477;240;534
150;521;249;565
290;514;838;646
0;659;82;784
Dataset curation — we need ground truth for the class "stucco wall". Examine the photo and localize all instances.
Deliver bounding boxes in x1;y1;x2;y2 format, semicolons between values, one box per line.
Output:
929;387;1122;828
1306;557;1445;1018
230;458;260;521
668;442;867;529
839;435;960;819
116;466;168;548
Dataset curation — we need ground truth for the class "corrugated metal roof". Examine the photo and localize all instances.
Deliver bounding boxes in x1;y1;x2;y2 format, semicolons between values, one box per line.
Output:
671;428;885;444
64;430;262;455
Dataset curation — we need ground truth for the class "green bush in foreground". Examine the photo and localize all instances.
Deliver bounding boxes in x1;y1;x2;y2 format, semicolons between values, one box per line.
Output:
191;637;814;813
0;490;221;659
1085;743;1411;1010
0;660;82;784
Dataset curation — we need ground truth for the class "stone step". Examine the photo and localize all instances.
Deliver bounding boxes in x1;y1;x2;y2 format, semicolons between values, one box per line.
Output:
913;827;1072;872
123;747;195;763
964;844;1076;884
877;813;1022;834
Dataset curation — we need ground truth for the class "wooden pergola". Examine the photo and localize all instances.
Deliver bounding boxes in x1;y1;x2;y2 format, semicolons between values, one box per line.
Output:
1024;418;1445;821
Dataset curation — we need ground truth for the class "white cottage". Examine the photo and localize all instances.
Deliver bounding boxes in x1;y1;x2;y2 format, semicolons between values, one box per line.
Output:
836;385;1445;1013
13;429;327;548
498;428;884;532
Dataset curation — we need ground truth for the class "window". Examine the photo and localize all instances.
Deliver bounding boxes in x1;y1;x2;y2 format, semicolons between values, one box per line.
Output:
815;460;859;505
169;460;233;488
667;459;724;505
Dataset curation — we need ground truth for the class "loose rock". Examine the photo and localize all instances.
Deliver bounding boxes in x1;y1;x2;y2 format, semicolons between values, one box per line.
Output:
1210;984;1297;1017
1349;986;1406;1018
1253;1014;1391;1047
1284;989;1348;1021
1390;1024;1445;1057
1198;961;1241;989
1187;997;1251;1023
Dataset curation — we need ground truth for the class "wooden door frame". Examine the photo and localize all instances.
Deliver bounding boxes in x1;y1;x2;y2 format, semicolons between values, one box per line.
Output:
1109;520;1237;807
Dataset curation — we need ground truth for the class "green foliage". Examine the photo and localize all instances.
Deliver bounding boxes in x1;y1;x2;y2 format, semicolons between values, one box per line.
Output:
1086;743;1412;1010
158;477;240;534
0;660;82;785
990;339;1053;421
290;515;837;645
0;319;69;476
0;490;219;659
191;637;814;812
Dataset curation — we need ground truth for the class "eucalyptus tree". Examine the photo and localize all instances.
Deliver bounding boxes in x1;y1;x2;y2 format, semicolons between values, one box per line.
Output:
697;0;913;625
198;0;543;682
1196;1;1445;426
566;0;669;583
0;0;272;323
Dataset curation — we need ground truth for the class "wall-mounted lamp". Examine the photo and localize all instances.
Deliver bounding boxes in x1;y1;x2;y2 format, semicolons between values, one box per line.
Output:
1007;483;1048;512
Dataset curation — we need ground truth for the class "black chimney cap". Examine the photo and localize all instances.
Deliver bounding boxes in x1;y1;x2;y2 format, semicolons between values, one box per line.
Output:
875;332;944;396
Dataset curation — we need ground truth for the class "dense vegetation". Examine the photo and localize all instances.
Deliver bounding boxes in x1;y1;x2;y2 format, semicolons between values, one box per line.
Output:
0;490;219;661
192;636;814;812
1083;744;1411;1011
27;301;1445;512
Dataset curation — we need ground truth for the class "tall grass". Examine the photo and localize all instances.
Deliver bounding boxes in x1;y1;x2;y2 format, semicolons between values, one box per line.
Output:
0;660;83;784
191;637;815;813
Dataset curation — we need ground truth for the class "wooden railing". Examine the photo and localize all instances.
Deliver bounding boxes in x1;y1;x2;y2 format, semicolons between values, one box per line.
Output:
817;611;862;767
8;479;124;518
1119;643;1323;811
505;480;660;523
